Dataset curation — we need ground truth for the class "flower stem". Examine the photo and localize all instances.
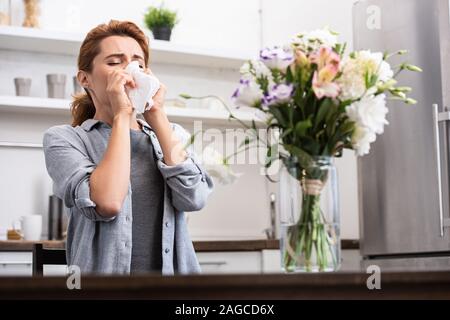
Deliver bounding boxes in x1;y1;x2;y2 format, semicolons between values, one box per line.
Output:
283;190;336;272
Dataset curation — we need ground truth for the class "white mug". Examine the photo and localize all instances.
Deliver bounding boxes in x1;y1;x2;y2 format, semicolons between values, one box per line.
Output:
20;215;42;241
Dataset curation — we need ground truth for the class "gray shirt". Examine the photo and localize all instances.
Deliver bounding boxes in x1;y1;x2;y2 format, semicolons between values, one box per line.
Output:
42;118;214;275
129;127;164;274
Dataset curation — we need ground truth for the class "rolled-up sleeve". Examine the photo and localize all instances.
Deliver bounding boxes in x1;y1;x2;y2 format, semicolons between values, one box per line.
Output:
43;127;115;222
157;123;214;212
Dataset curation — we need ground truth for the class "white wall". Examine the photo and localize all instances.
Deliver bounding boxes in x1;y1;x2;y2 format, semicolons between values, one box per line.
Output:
10;0;261;55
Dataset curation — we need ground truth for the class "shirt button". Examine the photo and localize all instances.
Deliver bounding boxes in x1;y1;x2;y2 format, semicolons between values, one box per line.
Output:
164;248;170;254
165;222;170;228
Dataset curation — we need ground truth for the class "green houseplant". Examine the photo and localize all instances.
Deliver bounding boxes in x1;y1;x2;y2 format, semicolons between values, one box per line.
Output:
144;4;179;41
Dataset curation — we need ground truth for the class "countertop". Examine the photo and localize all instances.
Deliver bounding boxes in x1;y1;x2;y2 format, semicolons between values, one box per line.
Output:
0;239;359;251
0;271;448;299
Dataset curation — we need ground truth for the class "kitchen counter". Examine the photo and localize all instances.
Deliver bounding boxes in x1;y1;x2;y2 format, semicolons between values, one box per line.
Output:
0;271;448;299
0;239;359;251
0;240;66;251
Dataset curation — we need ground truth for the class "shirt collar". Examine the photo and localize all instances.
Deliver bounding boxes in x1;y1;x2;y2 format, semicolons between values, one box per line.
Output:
80;118;153;132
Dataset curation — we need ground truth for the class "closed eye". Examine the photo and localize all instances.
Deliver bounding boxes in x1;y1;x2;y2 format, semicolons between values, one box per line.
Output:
108;62;144;68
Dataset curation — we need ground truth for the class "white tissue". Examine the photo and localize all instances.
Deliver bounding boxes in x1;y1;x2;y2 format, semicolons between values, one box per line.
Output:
125;61;160;113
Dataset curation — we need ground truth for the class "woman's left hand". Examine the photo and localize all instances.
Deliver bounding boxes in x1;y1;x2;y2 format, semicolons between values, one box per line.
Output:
143;67;167;116
141;68;186;165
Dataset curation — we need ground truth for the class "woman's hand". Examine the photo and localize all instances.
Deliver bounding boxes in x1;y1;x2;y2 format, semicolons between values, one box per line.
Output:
141;67;186;165
143;67;167;115
106;69;136;117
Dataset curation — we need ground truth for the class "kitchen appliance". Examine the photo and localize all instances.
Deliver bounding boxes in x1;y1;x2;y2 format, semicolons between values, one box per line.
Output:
354;0;450;270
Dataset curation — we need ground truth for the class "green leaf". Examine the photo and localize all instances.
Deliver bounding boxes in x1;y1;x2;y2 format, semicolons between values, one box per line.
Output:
295;118;312;137
284;145;313;168
265;144;279;168
315;99;334;129
179;93;192;99
338;121;355;135
368;74;378;87
268;106;288;127
301;136;321;155
286;65;294;83
251;119;257;131
280;127;293;139
239;136;252;148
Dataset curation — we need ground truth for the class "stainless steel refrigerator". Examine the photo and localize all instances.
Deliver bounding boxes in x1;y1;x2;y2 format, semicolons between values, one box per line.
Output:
353;0;450;270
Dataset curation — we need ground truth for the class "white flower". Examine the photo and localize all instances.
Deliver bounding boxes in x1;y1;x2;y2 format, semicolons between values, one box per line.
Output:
338;50;394;101
232;78;264;108
346;94;388;135
351;125;376;156
199;146;241;185
240;60;272;79
259;45;295;72
291;28;338;52
358;51;393;82
263;83;294;106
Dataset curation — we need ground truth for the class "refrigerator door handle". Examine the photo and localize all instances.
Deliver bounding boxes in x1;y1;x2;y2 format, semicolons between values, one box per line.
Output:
432;104;450;237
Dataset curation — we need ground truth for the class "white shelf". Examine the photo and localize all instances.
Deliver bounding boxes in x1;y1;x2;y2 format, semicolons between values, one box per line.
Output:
0;96;69;114
0;26;250;69
0;95;264;126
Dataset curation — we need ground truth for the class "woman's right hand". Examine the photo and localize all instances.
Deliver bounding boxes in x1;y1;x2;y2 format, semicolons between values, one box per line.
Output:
106;69;136;117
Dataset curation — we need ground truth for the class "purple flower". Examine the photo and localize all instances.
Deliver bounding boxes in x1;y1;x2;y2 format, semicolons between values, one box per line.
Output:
263;83;294;106
260;46;295;71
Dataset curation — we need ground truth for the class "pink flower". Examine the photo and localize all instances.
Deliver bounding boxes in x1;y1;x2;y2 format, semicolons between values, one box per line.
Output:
310;46;340;70
312;68;340;99
310;46;341;99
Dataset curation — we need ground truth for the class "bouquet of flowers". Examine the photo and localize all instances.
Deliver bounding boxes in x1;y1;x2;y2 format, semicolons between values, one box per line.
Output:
182;27;421;272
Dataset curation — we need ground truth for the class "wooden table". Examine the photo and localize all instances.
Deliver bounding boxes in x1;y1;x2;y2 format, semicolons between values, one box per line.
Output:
0;271;448;299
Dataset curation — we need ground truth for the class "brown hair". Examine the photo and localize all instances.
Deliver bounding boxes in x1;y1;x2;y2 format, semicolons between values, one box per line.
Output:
71;20;150;126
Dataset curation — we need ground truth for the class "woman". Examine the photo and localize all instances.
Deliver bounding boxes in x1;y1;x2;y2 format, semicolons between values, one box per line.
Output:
43;20;214;275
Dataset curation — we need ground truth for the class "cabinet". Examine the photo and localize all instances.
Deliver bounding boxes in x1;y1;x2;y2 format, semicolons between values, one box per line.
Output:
0;251;67;276
197;251;263;274
197;249;362;274
197;250;282;274
0;252;32;276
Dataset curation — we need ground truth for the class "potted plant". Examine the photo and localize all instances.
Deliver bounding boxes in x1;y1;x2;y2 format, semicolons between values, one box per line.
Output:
144;4;178;41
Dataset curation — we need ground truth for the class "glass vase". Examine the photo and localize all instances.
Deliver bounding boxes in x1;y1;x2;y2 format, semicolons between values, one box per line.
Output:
279;156;341;272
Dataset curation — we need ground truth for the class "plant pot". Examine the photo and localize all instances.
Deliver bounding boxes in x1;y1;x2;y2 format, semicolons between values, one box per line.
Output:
279;156;341;272
151;26;172;41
